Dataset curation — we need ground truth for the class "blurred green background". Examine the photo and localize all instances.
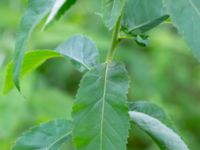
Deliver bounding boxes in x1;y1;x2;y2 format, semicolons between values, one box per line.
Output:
0;0;200;150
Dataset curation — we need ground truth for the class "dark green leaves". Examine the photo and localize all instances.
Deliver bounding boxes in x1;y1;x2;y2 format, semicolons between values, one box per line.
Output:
13;120;72;150
14;0;77;90
122;0;168;34
73;62;130;150
163;0;200;60
102;0;125;30
129;101;189;150
56;35;99;72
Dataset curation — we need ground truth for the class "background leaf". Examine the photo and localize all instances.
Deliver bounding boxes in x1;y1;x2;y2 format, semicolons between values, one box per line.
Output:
56;35;99;72
43;0;77;29
3;50;62;94
102;0;125;30
72;62;130;150
129;103;189;150
4;35;99;94
12;120;72;150
122;0;168;34
163;0;200;60
13;0;56;90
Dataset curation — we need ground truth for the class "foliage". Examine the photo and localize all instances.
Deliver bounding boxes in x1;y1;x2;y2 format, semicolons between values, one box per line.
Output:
73;63;130;150
1;0;200;149
13;120;72;150
129;102;188;150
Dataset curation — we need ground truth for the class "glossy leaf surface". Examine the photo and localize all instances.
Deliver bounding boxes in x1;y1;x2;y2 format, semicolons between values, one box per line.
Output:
73;62;130;150
13;120;72;150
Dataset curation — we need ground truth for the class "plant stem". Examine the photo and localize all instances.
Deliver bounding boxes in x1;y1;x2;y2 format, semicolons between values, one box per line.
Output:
106;16;121;63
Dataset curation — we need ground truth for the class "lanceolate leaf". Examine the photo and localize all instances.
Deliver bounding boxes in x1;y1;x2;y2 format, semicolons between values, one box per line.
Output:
122;0;168;34
56;35;99;72
129;102;189;150
3;50;62;94
12;120;72;150
102;0;126;30
43;0;77;29
163;0;200;60
129;101;176;131
13;0;56;90
3;35;99;94
73;62;130;150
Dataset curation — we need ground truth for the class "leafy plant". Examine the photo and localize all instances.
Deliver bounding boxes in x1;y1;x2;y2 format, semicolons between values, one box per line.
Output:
5;0;200;149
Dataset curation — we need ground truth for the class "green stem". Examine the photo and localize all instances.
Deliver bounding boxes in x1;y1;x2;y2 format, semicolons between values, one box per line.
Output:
106;16;121;63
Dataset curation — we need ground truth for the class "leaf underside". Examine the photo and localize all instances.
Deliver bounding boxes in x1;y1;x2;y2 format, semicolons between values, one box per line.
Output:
72;62;130;150
12;120;72;150
129;101;177;131
129;101;189;150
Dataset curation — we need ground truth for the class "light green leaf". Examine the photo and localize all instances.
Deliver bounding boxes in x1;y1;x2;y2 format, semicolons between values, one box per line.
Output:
102;0;125;30
122;0;168;34
129;101;176;131
56;35;99;72
73;62;130;150
129;102;189;150
12;120;72;150
163;0;200;60
43;0;77;29
3;50;62;94
13;0;57;90
3;35;99;94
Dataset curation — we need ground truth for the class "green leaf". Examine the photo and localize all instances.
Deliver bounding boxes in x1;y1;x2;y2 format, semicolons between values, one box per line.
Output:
3;50;62;94
43;0;77;29
14;0;75;90
3;35;99;94
122;0;169;34
135;35;149;47
56;35;99;72
73;62;130;150
12;120;72;150
102;0;125;30
129;102;189;150
129;101;176;131
13;0;57;90
163;0;200;60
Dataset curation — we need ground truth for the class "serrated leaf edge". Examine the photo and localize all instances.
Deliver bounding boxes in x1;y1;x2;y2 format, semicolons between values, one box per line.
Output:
12;119;72;150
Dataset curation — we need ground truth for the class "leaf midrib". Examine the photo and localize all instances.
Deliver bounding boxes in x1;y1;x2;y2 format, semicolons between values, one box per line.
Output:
45;131;72;150
99;63;109;150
